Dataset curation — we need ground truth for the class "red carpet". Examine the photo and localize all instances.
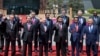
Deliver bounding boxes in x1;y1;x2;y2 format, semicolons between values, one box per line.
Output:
0;15;99;56
0;46;100;56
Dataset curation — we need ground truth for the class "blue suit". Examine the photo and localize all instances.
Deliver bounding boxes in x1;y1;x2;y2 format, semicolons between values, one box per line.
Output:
69;23;82;56
82;25;99;56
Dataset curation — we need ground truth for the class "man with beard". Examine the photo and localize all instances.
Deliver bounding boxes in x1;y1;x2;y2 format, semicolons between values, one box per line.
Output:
69;17;82;56
90;11;100;31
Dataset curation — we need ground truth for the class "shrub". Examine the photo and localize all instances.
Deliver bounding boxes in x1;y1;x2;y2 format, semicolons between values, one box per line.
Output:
87;8;100;14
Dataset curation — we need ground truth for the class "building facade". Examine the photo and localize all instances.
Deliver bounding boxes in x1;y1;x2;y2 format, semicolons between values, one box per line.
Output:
0;0;47;15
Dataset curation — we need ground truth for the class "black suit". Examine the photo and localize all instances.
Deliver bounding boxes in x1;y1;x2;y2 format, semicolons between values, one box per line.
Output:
31;17;40;51
39;23;50;56
78;16;86;52
14;16;22;50
90;16;100;32
0;18;6;51
22;22;35;56
61;15;69;51
54;23;67;56
4;20;17;56
46;18;53;51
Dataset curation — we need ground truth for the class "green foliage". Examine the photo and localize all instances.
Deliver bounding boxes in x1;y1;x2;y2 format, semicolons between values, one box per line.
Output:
46;0;63;9
68;0;84;13
87;8;100;14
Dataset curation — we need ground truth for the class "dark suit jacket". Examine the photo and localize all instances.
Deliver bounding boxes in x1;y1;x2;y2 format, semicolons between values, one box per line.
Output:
54;23;67;42
61;15;69;41
69;23;82;42
61;15;69;27
78;16;86;27
90;16;100;25
46;19;53;41
81;25;99;45
39;23;50;43
90;16;100;32
14;16;22;31
22;22;35;42
0;18;6;34
31;17;40;34
5;20;17;40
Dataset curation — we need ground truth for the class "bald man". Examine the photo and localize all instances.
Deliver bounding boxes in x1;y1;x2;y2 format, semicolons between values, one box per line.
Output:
77;10;86;52
4;15;18;56
81;19;99;56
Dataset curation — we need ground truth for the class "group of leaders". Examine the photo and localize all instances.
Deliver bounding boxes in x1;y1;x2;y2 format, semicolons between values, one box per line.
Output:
0;9;100;56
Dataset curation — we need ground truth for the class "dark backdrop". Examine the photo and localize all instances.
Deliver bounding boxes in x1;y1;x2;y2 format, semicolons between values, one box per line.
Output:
91;0;100;9
3;0;40;14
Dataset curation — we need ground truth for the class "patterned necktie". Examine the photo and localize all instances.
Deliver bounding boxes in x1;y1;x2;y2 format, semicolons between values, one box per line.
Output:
32;19;35;24
59;24;62;30
27;23;31;31
75;24;78;32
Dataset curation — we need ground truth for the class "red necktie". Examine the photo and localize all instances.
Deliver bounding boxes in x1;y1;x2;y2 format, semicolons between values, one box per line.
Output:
75;24;78;32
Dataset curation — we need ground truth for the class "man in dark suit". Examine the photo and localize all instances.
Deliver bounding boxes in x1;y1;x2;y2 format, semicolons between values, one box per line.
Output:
22;16;35;56
81;18;99;56
61;10;69;54
90;11;100;51
39;19;51;56
77;10;86;52
45;13;53;52
13;15;22;52
4;15;18;56
90;11;100;32
69;17;82;56
54;16;67;56
30;12;40;52
0;13;6;52
90;11;100;25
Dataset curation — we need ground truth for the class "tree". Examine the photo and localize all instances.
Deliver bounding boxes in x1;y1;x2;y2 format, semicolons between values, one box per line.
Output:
46;0;64;14
68;0;84;14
